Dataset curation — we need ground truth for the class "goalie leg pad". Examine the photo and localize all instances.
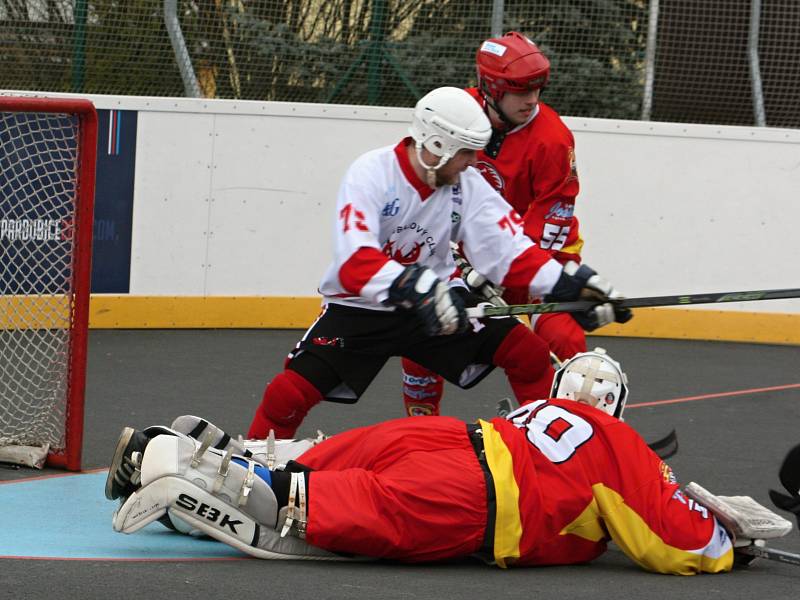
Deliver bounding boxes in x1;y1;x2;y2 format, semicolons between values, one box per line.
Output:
114;474;345;560
138;434;279;527
171;414;326;469
242;433;325;470
106;425;189;501
170;415;249;456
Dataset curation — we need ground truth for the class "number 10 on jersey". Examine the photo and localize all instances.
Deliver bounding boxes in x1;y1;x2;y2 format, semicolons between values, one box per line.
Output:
506;400;593;464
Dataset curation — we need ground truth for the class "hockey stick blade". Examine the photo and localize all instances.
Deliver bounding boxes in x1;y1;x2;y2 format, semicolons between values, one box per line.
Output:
737;544;800;567
465;287;800;318
646;429;678;460
496;397;519;417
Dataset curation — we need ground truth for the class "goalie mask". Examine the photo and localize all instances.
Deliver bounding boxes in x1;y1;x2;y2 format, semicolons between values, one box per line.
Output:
409;86;491;183
551;348;628;419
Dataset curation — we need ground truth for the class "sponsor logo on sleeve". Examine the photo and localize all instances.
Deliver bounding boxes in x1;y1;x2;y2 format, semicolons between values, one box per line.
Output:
567;147;578;180
475;161;505;193
544;201;575;221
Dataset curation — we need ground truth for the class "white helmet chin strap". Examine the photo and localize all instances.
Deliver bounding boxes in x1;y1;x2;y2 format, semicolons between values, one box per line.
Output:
415;140;452;187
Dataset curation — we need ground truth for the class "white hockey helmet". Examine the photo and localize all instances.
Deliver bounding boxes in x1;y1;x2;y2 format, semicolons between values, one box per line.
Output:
409;87;492;172
551;347;629;419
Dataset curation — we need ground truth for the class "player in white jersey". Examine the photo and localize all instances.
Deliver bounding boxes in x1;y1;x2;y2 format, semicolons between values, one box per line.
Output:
247;87;631;439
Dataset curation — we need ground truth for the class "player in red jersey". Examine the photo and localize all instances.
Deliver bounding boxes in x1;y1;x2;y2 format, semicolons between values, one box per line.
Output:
401;32;600;417
108;350;791;572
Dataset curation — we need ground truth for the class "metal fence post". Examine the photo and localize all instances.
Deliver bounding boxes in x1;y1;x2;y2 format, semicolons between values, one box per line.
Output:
491;0;505;38
367;0;387;104
164;0;202;98
71;0;88;93
749;0;767;126
641;0;659;121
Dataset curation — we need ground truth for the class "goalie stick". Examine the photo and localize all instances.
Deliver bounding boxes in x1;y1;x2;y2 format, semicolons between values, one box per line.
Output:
737;544;800;567
465;287;800;319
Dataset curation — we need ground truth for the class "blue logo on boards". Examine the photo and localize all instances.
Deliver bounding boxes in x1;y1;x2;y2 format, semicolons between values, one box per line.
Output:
382;198;400;216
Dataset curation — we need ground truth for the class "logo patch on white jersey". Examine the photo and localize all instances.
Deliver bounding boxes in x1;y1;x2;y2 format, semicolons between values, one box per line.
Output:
382;198;400;216
451;184;462;204
382;239;423;264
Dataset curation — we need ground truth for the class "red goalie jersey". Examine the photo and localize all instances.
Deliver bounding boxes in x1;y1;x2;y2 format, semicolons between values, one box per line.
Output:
465;88;583;267
480;399;734;573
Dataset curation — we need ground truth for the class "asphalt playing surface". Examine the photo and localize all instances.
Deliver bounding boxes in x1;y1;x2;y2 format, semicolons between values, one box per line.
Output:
2;330;799;599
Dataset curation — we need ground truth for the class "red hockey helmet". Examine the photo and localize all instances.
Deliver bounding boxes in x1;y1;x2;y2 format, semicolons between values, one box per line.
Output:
476;32;550;103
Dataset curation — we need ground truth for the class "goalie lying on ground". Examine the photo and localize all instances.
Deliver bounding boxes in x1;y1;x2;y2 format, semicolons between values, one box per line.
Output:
106;350;792;573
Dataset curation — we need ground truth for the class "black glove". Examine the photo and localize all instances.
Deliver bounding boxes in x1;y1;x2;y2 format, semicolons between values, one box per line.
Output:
387;264;468;336
545;261;632;331
769;442;800;529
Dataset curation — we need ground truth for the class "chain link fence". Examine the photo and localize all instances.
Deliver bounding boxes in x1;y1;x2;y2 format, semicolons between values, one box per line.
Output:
1;1;798;127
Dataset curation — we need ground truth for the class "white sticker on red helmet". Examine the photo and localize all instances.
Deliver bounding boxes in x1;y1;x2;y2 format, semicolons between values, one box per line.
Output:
480;41;507;56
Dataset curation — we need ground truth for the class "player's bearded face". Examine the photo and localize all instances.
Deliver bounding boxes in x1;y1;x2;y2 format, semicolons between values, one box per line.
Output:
436;149;478;186
498;88;541;126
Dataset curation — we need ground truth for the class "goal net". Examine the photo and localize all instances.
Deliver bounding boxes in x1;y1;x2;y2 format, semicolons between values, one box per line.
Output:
0;97;97;470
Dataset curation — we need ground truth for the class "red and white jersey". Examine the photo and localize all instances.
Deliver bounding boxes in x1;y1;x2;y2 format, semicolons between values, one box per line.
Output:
319;138;563;310
479;399;734;573
465;88;583;266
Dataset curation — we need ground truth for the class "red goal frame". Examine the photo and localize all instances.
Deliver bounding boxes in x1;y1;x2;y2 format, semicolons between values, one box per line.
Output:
0;96;97;470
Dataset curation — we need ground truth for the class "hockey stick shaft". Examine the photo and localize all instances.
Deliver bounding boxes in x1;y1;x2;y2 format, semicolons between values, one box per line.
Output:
738;544;800;567
465;287;800;319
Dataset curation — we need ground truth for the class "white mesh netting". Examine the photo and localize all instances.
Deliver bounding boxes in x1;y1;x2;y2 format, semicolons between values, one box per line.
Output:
0;110;80;455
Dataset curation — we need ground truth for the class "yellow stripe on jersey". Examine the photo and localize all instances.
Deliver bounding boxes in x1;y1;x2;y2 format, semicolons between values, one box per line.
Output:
560;497;606;542
559;233;584;257
590;483;734;575
478;420;522;568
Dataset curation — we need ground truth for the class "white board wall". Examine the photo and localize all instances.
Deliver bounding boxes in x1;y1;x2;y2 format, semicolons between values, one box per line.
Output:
8;91;799;315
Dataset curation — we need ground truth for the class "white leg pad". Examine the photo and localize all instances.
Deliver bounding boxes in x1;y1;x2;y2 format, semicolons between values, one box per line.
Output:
139;434;278;527
114;474;350;560
242;433;324;470
169;414;326;469
115;433;356;560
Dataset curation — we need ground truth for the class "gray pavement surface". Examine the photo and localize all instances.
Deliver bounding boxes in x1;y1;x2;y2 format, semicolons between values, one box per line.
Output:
2;330;800;599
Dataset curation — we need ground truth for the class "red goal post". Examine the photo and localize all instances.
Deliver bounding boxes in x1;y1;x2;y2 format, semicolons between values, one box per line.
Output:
0;96;97;470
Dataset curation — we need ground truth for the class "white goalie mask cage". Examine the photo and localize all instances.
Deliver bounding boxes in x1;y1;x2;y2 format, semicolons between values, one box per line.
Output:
551;348;629;419
409;86;491;171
